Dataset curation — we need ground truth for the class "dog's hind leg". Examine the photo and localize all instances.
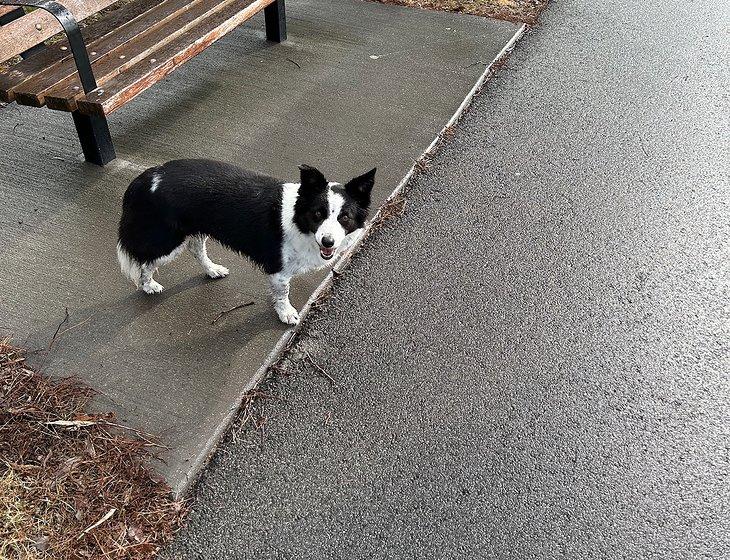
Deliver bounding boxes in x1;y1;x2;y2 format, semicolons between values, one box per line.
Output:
188;235;229;279
140;263;164;294
139;240;188;294
268;272;299;325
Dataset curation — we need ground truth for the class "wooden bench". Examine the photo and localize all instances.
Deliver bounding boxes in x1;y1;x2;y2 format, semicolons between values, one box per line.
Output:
0;0;287;165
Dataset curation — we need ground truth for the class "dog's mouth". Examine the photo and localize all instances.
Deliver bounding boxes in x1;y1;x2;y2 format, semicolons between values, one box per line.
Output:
319;246;336;260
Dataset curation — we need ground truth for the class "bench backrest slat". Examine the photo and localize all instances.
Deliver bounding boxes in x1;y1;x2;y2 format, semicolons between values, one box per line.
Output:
14;0;218;107
0;0;118;63
0;6;18;18
0;0;159;101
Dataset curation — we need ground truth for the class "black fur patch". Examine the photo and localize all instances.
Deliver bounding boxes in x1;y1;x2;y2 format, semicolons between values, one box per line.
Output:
336;168;376;233
119;159;285;274
293;165;330;235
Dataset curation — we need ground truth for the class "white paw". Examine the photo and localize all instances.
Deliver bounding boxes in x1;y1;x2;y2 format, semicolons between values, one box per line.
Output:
275;303;300;325
142;280;164;294
206;264;230;279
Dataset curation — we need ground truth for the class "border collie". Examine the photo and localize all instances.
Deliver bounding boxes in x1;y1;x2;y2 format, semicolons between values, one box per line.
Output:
116;159;376;325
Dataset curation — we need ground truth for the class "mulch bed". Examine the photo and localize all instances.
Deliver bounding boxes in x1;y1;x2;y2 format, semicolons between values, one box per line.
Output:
372;0;549;24
0;339;186;559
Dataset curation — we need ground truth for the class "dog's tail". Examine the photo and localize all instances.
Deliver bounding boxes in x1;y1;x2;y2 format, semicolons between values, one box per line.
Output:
117;167;162;288
117;242;141;287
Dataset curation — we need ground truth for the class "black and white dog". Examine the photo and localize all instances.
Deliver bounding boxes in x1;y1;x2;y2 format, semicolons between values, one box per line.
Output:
117;159;375;324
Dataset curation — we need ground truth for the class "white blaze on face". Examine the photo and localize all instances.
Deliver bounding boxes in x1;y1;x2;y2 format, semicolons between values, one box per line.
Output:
315;189;347;259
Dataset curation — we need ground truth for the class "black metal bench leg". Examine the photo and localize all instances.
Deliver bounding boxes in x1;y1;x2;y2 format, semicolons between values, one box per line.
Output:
264;0;286;42
72;111;116;165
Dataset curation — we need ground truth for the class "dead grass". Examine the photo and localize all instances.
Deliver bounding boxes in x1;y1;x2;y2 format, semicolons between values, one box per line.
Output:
372;0;549;24
0;470;38;560
0;339;186;559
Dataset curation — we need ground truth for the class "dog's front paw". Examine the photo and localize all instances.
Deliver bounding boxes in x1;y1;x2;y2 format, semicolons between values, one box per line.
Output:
142;280;164;294
275;303;300;325
206;264;230;279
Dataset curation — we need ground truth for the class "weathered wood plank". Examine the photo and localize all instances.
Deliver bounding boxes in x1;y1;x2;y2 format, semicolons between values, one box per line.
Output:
78;0;273;116
0;5;19;18
0;0;118;63
0;0;159;103
11;0;207;106
42;0;243;111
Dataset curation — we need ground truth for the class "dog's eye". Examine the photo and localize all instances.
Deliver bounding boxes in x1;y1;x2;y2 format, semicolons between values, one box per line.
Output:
314;209;325;220
338;213;351;224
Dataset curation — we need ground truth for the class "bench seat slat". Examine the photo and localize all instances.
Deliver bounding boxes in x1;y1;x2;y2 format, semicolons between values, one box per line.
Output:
76;0;273;117
77;0;273;116
10;0;212;107
0;0;161;103
42;0;253;111
0;0;119;63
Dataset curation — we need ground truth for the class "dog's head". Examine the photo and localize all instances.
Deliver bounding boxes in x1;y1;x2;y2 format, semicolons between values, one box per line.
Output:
293;165;376;261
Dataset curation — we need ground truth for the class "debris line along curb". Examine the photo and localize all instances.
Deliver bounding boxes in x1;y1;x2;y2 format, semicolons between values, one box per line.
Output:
179;22;528;498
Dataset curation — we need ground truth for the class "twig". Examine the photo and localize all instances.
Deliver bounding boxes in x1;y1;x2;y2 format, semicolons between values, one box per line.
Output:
46;419;97;428
303;351;335;385
56;314;95;338
103;421;171;449
639;135;650;158
48;308;70;350
258;416;266;444
211;301;254;324
78;508;116;539
285;57;301;69
92;532;113;559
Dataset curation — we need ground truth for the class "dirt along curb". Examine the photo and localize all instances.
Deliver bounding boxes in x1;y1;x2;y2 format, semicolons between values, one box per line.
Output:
371;0;549;25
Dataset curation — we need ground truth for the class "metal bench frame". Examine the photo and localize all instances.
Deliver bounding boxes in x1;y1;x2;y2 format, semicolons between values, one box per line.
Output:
0;0;287;165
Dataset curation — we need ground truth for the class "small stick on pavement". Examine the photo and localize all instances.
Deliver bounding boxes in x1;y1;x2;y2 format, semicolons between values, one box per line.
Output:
48;307;70;350
639;135;650;158
258;416;267;444
57;313;95;338
304;351;335;385
103;421;171;449
211;301;255;324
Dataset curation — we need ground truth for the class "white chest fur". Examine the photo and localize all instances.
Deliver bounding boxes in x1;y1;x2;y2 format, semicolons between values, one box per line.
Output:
280;183;331;277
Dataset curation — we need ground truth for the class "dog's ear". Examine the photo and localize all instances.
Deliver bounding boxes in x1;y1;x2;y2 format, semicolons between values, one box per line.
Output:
345;168;376;207
299;164;327;192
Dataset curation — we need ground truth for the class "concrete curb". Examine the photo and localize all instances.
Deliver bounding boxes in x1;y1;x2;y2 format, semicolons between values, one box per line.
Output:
178;22;528;497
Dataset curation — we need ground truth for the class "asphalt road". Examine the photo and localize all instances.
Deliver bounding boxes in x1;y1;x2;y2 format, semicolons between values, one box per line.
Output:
168;0;729;558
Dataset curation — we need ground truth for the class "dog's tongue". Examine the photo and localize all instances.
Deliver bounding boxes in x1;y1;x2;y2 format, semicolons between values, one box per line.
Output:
320;247;335;259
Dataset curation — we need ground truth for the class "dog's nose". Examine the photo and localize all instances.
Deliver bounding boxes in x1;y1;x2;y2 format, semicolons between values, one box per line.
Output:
321;236;335;248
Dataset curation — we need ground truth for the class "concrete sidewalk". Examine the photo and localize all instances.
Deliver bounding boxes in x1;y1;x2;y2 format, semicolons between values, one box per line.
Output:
168;0;729;558
0;0;519;493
